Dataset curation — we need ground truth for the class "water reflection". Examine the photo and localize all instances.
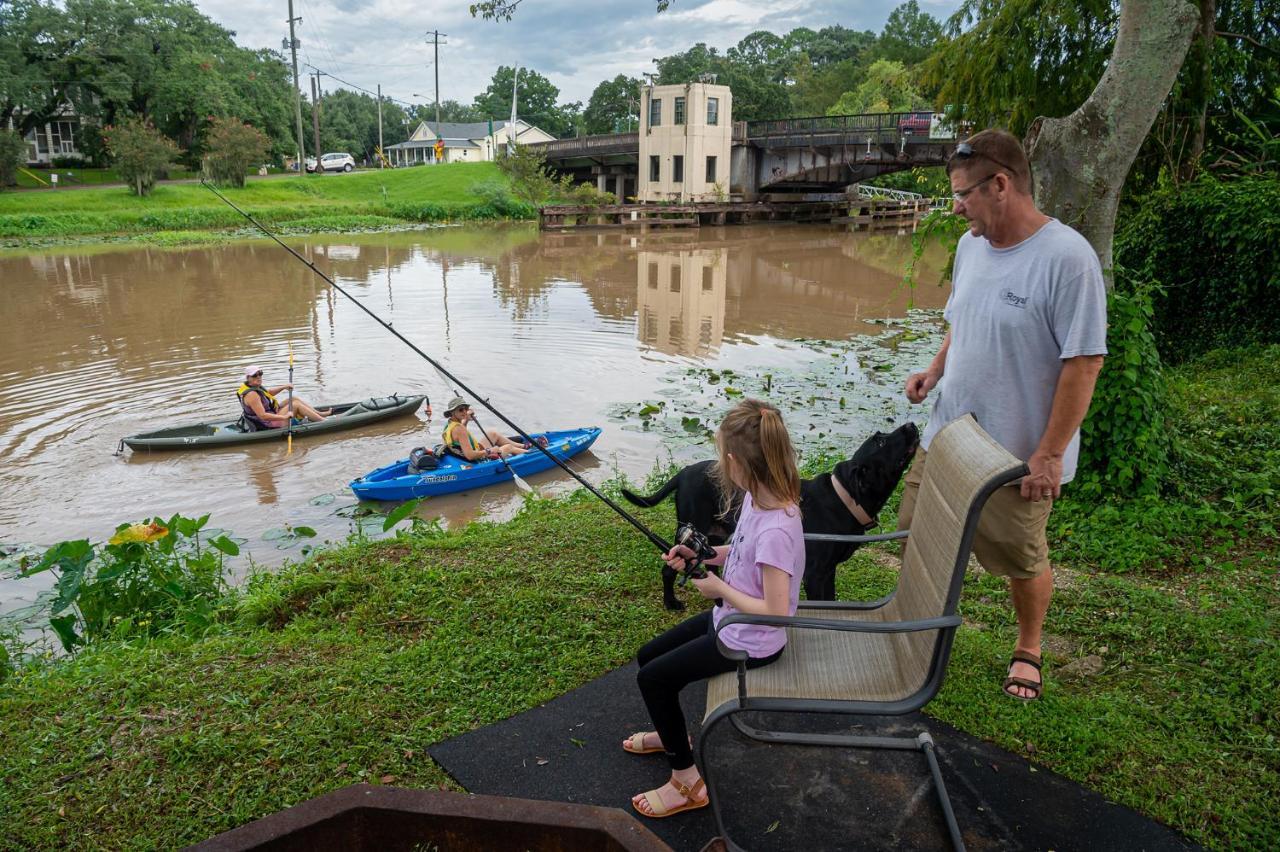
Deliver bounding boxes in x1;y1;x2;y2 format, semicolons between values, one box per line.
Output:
0;224;949;574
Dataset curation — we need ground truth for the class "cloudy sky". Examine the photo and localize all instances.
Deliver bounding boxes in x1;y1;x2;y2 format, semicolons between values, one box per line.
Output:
199;0;961;110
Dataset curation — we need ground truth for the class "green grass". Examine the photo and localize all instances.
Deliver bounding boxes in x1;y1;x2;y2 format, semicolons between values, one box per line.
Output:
1;348;1277;850
0;164;529;242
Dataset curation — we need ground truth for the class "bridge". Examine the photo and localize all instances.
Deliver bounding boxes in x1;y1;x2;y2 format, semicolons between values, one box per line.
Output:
528;112;959;200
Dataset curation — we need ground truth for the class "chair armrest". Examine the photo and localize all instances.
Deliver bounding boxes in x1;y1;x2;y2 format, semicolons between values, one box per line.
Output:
803;530;909;544
716;611;960;636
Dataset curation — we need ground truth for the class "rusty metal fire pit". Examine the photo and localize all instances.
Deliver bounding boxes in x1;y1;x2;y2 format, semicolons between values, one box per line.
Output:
187;784;671;851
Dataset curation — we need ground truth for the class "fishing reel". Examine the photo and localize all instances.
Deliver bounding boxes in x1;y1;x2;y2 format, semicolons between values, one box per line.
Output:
675;522;719;585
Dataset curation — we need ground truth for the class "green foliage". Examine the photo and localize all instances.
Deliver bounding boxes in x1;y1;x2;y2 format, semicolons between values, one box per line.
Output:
1115;174;1280;362
474;66;570;137
0;130;24;188
864;165;951;197
904;208;968;294
493;144;558;206
102;117;182;196
922;0;1115;137
201;117;269;188
828;58;922;115
877;0;945;65
1075;281;1170;499
18;514;237;651
316;88;410;161
584;75;642;134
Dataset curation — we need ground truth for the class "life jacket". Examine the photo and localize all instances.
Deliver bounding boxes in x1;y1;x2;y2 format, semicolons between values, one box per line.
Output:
237;384;279;432
443;419;480;458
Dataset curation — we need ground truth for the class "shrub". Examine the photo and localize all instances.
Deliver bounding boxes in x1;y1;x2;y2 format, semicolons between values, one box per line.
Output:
102;118;182;196
0;130;25;189
495;144;557;206
202;116;270;188
1115;174;1280;362
1074;277;1171;498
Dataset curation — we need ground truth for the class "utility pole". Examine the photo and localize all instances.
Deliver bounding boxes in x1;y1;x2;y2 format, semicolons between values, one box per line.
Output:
377;83;384;169
285;1;305;172
426;31;447;129
508;65;520;157
310;72;323;165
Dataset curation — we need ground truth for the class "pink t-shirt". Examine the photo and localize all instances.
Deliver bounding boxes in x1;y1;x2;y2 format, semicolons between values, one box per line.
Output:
712;492;805;657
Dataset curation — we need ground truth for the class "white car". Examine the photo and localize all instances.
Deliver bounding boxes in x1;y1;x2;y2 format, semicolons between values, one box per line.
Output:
308;152;355;173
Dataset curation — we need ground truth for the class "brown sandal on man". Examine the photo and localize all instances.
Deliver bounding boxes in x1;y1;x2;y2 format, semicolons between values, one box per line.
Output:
622;732;664;755
632;777;709;819
1003;650;1044;701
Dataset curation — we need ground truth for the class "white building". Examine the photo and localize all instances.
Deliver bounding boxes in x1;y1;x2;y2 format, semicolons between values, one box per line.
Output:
385;119;555;166
6;105;86;165
637;82;733;203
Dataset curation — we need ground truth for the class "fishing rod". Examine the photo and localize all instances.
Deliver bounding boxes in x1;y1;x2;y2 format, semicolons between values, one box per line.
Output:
201;180;672;554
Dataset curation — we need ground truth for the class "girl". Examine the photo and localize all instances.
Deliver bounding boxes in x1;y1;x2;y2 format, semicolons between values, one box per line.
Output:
623;398;805;819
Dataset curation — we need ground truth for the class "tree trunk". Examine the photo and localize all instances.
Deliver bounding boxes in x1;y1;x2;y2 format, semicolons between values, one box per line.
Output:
1181;0;1216;182
1025;0;1200;286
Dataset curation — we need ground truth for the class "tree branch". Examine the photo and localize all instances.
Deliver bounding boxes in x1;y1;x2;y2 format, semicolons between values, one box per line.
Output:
1215;30;1280;57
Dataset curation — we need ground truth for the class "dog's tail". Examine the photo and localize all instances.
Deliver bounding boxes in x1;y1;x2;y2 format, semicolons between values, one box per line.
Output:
620;475;681;508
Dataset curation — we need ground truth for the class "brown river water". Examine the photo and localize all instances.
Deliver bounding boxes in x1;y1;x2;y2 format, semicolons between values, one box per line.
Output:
0;223;950;619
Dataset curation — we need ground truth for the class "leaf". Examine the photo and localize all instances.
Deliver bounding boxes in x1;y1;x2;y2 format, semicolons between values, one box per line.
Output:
50;569;85;616
382;498;423;532
291;526;317;538
210;535;240;556
49;614;81;653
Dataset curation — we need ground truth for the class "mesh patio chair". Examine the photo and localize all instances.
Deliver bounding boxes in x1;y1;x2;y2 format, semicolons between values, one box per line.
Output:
699;414;1028;852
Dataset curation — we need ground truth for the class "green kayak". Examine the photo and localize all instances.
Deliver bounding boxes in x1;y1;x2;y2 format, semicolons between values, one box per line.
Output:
122;394;427;451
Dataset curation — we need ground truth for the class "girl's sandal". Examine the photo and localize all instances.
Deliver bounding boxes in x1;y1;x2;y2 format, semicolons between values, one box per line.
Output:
632;777;708;819
1003;650;1044;701
622;732;664;755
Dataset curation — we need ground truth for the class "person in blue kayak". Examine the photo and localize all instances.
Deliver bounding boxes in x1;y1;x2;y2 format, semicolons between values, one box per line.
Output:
237;365;330;431
442;397;539;461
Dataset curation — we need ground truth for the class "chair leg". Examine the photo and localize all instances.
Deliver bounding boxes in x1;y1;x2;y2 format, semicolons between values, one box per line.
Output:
706;712;966;852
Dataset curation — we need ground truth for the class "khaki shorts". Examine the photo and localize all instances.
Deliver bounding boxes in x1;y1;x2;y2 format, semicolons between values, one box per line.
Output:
897;447;1052;580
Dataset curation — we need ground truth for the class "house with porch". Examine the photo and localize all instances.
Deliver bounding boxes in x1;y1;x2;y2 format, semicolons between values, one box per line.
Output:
384;118;555;166
6;103;87;165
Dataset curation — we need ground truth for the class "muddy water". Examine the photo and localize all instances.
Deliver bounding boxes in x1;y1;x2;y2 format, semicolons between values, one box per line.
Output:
0;224;949;613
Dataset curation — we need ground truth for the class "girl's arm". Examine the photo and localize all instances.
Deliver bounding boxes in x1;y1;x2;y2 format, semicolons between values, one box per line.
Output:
692;564;789;616
663;544;729;572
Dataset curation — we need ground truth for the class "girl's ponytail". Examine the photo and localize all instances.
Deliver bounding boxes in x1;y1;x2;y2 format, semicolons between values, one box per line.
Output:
758;406;801;507
715;399;801;512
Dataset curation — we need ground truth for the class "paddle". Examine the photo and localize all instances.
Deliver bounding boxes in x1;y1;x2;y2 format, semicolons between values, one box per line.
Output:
286;342;295;454
467;408;533;494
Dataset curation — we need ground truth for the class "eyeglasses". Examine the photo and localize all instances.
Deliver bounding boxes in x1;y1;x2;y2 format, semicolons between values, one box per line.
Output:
952;173;996;204
951;141;1019;177
250;372;263;378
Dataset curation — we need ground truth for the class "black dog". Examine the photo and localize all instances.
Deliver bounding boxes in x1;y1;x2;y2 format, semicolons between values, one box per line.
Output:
622;423;920;608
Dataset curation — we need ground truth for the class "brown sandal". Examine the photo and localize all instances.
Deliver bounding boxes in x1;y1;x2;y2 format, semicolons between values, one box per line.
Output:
632;777;708;819
1003;650;1043;701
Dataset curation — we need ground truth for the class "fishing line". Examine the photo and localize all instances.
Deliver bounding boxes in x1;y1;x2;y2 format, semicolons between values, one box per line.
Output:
201;181;672;553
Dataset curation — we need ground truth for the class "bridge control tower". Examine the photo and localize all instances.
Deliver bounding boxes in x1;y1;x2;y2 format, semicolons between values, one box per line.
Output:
638;82;733;203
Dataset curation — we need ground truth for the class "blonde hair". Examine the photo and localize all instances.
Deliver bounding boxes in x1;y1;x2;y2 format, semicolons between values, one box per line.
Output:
711;398;801;515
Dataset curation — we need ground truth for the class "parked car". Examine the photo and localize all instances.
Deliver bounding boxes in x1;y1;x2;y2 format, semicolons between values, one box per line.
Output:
308;153;355;173
897;112;933;134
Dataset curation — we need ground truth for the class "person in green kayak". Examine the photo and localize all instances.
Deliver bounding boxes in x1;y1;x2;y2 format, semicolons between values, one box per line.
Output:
441;397;539;461
238;365;330;431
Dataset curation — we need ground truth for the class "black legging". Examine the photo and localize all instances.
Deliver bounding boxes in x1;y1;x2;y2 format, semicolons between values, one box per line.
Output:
636;610;783;771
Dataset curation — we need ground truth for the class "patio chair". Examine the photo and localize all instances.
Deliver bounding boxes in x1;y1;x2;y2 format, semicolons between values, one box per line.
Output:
699;414;1027;852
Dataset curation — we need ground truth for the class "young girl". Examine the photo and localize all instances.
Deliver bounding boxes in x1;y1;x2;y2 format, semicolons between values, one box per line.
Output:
623;398;805;819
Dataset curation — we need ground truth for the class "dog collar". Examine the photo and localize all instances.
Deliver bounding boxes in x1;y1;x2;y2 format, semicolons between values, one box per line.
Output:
831;475;876;528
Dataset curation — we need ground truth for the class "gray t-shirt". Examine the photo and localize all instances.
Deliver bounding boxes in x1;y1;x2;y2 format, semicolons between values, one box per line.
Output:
921;219;1108;483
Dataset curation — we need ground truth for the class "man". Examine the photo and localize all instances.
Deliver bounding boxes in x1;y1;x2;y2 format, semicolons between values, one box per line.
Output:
901;129;1108;701
441;397;531;461
237;365;330;431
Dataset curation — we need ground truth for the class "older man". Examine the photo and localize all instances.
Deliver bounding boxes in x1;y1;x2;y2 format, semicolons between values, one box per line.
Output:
901;129;1108;701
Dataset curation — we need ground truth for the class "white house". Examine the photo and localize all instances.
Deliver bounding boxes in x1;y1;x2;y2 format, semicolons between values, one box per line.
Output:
6;104;87;165
384;119;555;166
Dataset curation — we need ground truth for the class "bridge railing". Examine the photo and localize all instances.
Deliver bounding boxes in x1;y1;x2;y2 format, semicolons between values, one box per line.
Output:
746;112;950;139
528;132;638;156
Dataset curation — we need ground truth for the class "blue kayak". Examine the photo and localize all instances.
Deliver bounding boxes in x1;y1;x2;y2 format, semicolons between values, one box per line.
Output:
350;427;603;501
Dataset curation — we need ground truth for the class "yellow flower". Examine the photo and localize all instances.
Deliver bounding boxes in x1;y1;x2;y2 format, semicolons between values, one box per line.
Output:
109;522;169;545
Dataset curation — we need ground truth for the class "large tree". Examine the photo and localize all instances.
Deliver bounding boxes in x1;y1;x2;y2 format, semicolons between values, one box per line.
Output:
315;88;408;160
876;0;946;65
827;59;923;115
0;1;76;136
583;75;642;134
473;66;570;137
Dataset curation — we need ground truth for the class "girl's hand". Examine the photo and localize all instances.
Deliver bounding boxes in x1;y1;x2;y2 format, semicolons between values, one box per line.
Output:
689;572;726;599
663;544;696;572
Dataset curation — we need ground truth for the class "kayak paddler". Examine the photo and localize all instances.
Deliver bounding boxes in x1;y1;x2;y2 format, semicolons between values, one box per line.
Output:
238;365;330;431
441;396;539;461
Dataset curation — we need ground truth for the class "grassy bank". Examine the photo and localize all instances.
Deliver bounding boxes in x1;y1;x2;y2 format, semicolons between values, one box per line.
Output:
1;347;1276;850
0;163;532;245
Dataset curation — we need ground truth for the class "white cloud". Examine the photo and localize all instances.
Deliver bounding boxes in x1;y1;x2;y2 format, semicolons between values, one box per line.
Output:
197;0;960;108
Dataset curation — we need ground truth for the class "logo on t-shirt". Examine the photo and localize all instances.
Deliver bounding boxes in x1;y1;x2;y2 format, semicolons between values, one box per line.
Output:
1000;289;1029;309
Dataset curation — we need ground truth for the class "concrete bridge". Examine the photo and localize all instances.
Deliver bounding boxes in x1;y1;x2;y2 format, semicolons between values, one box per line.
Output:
528;112;959;201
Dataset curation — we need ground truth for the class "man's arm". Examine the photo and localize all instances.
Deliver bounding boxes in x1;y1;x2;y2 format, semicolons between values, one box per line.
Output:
1022;354;1105;500
905;330;951;403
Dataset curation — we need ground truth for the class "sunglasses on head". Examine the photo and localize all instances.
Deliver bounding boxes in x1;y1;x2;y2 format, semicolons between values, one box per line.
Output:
951;141;1019;177
250;372;263;378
